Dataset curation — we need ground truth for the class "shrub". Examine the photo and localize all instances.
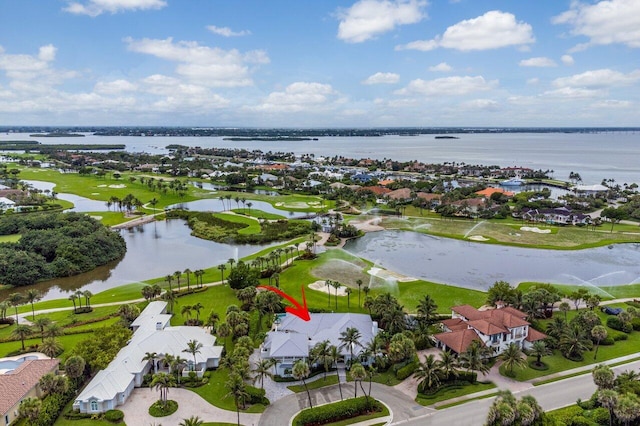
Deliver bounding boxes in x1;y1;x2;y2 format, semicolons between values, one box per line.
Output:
610;330;628;341
246;385;270;405
104;409;124;423
599;336;615;346
294;397;382;426
0;317;15;325
632;317;640;331
149;400;178;417
396;360;418;380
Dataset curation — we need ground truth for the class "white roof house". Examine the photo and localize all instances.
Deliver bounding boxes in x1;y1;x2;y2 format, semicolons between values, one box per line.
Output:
0;197;15;211
74;301;223;414
261;313;379;377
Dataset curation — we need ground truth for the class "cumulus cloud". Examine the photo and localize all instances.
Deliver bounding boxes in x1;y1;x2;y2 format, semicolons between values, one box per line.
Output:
526;78;539;85
428;62;452;72
0;44;75;86
64;0;167;17
460;99;499;111
125;37;269;87
591;99;632;108
207;25;251;37
337;0;426;43
519;57;556;67
561;55;574;66
553;0;640;49
362;72;400;85
38;45;57;62
394;75;498;96
94;79;138;94
552;69;640;89
542;87;605;99
396;10;534;51
252;82;340;112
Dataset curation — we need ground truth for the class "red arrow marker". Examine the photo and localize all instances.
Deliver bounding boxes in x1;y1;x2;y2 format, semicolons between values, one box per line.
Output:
257;285;311;321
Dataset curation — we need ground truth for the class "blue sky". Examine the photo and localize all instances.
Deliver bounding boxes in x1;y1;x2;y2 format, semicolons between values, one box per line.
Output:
0;0;638;127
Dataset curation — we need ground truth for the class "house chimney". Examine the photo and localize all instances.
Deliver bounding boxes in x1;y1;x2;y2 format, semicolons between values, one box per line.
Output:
156;322;162;330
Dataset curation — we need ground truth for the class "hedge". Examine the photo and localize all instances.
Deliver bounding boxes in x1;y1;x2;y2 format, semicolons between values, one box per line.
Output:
104;409;124;423
294;397;383;426
396;359;418;380
246;385;270;405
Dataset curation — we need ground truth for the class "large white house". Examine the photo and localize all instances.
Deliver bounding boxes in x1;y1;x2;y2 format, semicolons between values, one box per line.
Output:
74;301;223;414
434;305;546;355
261;313;379;377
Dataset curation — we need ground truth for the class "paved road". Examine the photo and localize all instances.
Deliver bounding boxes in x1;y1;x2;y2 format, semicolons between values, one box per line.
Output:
395;360;640;426
259;382;435;426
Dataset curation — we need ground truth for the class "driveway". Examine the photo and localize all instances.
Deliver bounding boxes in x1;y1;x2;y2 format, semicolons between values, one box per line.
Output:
259;382;434;426
120;388;261;426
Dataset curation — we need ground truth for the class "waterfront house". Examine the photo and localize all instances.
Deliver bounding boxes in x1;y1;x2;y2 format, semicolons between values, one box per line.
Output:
434;305;546;355
1;358;59;426
74;302;223;414
261;313;379;377
518;207;590;225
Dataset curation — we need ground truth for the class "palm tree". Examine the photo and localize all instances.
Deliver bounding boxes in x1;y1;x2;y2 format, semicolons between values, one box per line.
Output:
437;350;459;380
527;341;551;368
559;301;570;321
414;354;442;393
179;416;204;426
614;393;640;426
349;362;368;400
329;345;344;401
33;317;52;342
8;293;23;325
161;290;178;314
331;280;341;310
345;287;352;309
174;271;183;291
339;327;362;366
459;341;491;381
311;340;333;380
183;339;203;371
18;397;41;424
12;324;32;350
216;322;232;347
591;325;608;360
325;280;332;307
592;364;615;390
417;294;438;326
217;264;227;285
228;258;236;272
192;302;204;323
25;289;42;321
83;290;93;309
252;358;275;389
143;351;159;373
225;372;248;426
247;201;252;215
150;372;176;408
181;305;193;322
356;279;363;307
41;337;62;358
184;268;192;291
64;355;86;386
559;325;593;360
39;372;68;395
292;359;313;408
43;323;64;339
499;343;527;376
165;274;174;292
597;389;618;426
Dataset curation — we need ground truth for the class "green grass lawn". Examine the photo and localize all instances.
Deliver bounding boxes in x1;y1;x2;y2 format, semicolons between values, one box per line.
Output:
287;375;339;392
0;331;94;358
231;209;285;220
517;282;640;300
215;212;262;234
189;367;266;413
415;381;496;406
53;418;125;426
0;233;20;242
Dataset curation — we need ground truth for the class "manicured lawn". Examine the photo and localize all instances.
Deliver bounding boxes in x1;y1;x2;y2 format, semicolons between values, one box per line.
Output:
287;375;339;392
0;233;20;242
86;211;129;226
215;212;262;234
53;418;125;426
518;282;640;300
415;381;496;406
189;367;266;413
232;209;286;220
213;189;331;213
0;331;94;358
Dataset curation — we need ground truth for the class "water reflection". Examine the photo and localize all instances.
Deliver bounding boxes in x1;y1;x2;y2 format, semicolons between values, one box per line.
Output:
0;219;278;301
344;230;640;293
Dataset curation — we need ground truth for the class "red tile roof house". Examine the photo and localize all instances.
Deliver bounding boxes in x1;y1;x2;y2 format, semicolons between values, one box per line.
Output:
0;358;60;425
434;305;546;355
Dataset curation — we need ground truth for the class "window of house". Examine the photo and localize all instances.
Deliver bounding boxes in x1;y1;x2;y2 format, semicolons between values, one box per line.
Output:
90;400;98;411
5;414;9;425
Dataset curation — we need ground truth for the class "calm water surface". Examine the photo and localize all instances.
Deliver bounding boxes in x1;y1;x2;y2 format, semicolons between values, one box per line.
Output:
344;230;640;295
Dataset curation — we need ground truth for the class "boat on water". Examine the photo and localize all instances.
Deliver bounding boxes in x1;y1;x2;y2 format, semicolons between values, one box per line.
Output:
501;177;525;186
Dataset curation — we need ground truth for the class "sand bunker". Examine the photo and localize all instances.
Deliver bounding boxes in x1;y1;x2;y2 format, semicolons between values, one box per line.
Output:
276;201;309;208
97;185;106;188
468;235;490;241
368;267;416;282
108;184;126;189
89;215;102;220
520;226;551;234
309;280;348;296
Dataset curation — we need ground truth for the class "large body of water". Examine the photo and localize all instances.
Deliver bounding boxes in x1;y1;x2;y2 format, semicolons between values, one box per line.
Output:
2;131;640;185
344;231;640;295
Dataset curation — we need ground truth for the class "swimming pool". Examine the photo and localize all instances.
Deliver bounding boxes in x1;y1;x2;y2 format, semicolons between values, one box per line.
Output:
0;355;39;373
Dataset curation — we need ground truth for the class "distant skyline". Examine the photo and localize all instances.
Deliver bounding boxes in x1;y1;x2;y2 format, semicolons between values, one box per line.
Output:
1;0;639;127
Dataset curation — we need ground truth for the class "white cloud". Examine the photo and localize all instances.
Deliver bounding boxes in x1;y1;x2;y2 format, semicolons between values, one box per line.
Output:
519;57;556;67
542;87;605;99
94;79;138;94
552;69;640;89
526;78;539;85
395;75;497;96
460;99;499;111
252;82;340;113
38;45;57;62
125;37;269;87
553;0;640;49
428;62;452;72
0;44;75;86
337;0;426;43
591;99;632;109
207;25;251;37
362;72;400;85
396;10;534;51
561;55;574;66
64;0;167;17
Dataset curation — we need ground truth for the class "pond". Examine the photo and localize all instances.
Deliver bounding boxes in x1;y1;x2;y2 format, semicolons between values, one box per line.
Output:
169;198;307;218
24;180;107;212
0;219;279;301
344;230;640;296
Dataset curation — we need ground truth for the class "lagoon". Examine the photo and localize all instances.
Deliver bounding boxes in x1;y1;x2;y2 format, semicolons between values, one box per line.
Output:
344;230;640;296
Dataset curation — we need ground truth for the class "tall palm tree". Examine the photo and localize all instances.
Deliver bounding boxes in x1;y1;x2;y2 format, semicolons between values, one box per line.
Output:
591;325;608;360
8;293;23;325
417;294;438;326
217;264;227;285
181;305;193;322
252;358;275;389
11;324;32;350
83;290;93;309
165;274;174;292
43;323;64;339
349;362;368;400
339;327;362;365
33;317;52;342
527;341;551;368
174;271;183;291
331;281;341;310
68;294;77;313
329;345;343;400
345;288;352;309
614;393;640;426
311;340;333;380
437;350;459;380
356;279;363;307
184;268;192;291
150;372;176;408
414;354;442;393
499;343;527;376
459;341;491;381
192;302;204;323
143;351;159;373
292;359;313;408
183;339;203;371
161;290;178;314
25;289;42;321
228;258;236;272
597;389;618;426
225;372;248;426
325;280;332;307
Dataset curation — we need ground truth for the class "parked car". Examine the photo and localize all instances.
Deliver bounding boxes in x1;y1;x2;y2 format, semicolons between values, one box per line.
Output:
601;306;623;315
